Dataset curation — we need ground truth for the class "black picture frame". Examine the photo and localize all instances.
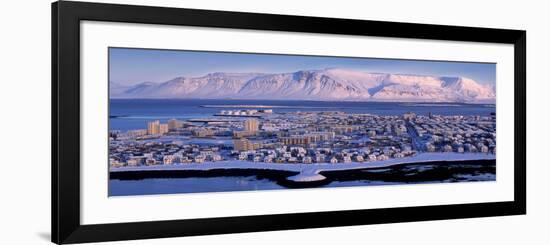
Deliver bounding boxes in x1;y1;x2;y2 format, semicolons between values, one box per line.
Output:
52;1;526;244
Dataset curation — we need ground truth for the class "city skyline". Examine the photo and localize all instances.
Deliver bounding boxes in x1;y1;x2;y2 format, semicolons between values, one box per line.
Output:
108;48;497;196
109;47;496;86
109;102;497;196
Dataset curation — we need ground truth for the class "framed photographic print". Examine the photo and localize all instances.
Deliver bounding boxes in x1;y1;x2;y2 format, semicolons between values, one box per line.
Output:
52;1;526;244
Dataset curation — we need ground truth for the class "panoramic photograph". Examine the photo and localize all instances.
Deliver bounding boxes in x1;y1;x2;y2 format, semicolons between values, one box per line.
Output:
108;47;497;196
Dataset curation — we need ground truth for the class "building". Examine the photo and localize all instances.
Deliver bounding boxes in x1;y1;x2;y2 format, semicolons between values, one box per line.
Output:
280;135;311;145
145;158;157;165
211;154;222;161
403;112;417;120
480;144;489;153
315;154;326;163
393;152;405;158
234;138;250;151
109;158;124;168
147;120;160;135
127;156;145;166
244;119;259;132
126;158;140;166
163;155;177;165
305;132;336;142
367;130;376;137
159;123;169;135
167;119;183;130
343;156;352;163
146;120;169;135
425;142;436;152
194;129;215;137
332;126;355;134
233;130;255;138
377;154;389;161
127;129;147;137
233;138;262;151
194;155;205;163
368;154;377;161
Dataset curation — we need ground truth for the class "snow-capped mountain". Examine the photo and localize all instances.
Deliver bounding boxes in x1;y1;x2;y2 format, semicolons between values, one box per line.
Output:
111;68;495;103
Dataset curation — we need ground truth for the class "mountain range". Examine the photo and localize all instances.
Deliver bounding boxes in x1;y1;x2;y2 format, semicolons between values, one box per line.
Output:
110;68;496;103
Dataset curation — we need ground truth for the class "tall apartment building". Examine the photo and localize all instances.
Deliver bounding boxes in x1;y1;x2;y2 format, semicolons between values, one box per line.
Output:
147;120;169;135
147;120;160;135
244;119;259;132
167;119;183;130
159;123;169;135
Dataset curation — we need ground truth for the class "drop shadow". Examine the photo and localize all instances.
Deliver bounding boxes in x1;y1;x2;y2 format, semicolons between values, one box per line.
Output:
37;232;50;242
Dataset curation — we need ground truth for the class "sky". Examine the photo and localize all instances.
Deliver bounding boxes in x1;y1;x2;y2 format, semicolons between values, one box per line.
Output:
109;47;496;86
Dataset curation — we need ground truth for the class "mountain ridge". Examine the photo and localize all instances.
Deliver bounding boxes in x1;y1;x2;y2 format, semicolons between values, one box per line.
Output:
110;68;496;103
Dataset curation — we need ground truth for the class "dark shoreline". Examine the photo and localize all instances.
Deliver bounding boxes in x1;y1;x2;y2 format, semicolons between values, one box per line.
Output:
110;159;496;189
320;159;495;184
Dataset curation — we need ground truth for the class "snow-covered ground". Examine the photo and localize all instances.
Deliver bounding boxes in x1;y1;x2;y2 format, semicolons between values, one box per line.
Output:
111;153;495;182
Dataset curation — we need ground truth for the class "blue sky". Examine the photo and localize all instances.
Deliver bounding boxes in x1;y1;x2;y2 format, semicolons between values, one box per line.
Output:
109;47;496;86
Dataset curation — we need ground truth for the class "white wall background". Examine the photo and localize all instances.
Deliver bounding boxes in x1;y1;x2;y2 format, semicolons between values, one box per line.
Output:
0;0;547;244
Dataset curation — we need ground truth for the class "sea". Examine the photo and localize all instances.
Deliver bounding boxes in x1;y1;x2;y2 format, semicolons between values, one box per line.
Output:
109;99;496;196
109;99;495;131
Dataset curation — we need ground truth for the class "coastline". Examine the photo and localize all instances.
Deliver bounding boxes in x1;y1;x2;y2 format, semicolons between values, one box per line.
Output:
110;153;496;188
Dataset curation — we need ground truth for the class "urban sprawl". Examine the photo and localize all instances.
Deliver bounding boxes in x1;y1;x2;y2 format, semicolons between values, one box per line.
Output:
109;108;496;168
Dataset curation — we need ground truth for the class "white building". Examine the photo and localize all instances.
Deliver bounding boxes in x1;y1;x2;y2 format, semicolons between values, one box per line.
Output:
377;154;389;161
211;154;222;161
315;154;326;163
238;153;248;160
393;152;405;158
368;154;377;161
194;155;205;163
425;143;436;152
